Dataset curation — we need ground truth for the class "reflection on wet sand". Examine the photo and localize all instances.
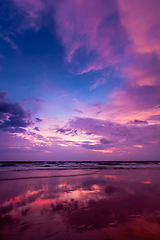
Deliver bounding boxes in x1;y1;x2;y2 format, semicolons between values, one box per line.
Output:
0;169;160;240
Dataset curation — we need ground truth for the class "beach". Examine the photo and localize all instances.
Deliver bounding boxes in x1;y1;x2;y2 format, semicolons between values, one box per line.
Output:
0;162;160;240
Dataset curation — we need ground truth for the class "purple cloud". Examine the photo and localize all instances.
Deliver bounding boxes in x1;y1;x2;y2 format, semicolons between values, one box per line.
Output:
0;33;17;49
69;117;160;147
0;99;31;133
117;0;160;57
0;91;8;100
34;127;40;131
54;0;127;72
74;109;83;114
111;85;160;111
7;127;26;133
128;120;148;125
35;117;43;122
82;143;105;150
148;115;160;121
33;98;45;103
69;117;129;138
100;138;112;144
90;77;106;91
122;51;160;87
12;0;54;32
56;128;77;136
57;128;71;133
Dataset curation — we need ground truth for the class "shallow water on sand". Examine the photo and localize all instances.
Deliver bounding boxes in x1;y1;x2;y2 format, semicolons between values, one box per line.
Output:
0;168;160;240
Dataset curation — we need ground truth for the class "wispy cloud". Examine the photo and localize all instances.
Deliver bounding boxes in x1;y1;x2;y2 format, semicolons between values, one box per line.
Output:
0;32;17;49
90;77;106;91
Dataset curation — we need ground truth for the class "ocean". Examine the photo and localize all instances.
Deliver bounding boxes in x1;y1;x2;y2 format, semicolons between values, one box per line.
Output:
0;161;160;239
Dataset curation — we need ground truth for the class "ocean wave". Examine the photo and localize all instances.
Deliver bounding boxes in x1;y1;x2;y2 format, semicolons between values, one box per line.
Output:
0;161;160;172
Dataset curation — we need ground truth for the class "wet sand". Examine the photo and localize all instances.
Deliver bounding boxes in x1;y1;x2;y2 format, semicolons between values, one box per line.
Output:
0;169;160;240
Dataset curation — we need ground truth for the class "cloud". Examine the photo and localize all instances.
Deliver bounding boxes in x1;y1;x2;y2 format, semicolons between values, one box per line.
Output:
122;51;160;87
116;0;160;87
128;120;148;125
57;128;71;134
82;143;105;150
4;0;160;88
69;117;130;138
7;127;26;133
148;115;160;121
0;99;31;133
90;77;106;91
100;138;112;144
33;98;45;103
56;128;77;136
110;85;160;111
117;0;160;56
34;127;40;131
0;91;8;100
54;0;128;72
69;117;160;147
12;0;54;32
74;109;83;114
35;117;43;122
0;32;17;49
8;0;160;89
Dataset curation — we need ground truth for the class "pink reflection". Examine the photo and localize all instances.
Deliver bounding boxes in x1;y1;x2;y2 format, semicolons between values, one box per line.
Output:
105;175;119;181
142;180;151;184
1;169;160;239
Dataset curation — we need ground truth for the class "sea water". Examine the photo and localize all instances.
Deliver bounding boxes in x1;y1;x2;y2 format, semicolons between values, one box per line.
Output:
0;161;160;239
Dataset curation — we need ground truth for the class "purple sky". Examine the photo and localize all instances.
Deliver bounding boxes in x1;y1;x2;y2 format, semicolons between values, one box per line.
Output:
0;0;160;161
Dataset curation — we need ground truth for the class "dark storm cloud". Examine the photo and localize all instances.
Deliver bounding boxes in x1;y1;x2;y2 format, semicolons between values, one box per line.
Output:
0;99;31;132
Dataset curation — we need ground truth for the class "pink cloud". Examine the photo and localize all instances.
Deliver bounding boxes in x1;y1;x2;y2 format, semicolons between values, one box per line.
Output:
33;98;45;103
9;0;160;86
54;0;127;71
74;109;83;114
0;91;8;100
110;85;160;111
77;83;160;125
121;51;160;87
47;85;56;92
148;115;160;121
0;33;17;49
69;117;160;148
53;0;160;90
116;0;160;87
117;0;160;56
13;0;54;31
90;77;106;91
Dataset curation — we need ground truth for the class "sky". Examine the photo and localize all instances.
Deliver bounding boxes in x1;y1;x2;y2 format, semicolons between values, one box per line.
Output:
0;0;160;161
